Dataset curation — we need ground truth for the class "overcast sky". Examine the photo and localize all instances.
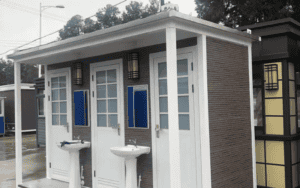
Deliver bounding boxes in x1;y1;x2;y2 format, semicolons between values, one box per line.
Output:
0;0;198;59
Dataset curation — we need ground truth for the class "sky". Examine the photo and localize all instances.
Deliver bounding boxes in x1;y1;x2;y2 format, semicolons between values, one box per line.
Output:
0;0;198;59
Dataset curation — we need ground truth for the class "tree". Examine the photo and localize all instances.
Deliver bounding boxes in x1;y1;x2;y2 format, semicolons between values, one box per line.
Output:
0;58;38;85
82;18;99;34
58;0;159;40
147;0;160;16
122;0;159;23
194;0;295;28
59;15;84;40
96;4;122;29
122;1;146;23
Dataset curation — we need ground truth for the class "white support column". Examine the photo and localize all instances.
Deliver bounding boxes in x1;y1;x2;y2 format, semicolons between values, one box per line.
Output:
166;27;181;188
14;61;22;188
44;65;51;179
197;35;212;188
248;44;257;188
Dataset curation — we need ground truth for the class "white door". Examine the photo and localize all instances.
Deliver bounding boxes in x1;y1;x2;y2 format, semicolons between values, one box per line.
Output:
91;60;125;188
153;53;198;188
48;69;72;182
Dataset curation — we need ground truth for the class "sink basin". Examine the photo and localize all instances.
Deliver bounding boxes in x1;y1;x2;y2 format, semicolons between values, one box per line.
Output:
110;145;150;188
57;140;90;152
57;140;91;188
110;145;150;159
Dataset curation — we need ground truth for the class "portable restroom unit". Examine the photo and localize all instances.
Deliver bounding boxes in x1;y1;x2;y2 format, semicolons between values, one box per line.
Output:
34;77;46;147
0;97;5;136
0;84;36;133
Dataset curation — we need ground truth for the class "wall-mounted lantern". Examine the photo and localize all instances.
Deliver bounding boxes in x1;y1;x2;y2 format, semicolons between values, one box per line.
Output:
128;52;139;79
74;62;83;85
264;64;278;90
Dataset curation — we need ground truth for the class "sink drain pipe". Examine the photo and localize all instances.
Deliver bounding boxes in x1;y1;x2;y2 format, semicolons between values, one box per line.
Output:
81;165;85;187
137;174;142;188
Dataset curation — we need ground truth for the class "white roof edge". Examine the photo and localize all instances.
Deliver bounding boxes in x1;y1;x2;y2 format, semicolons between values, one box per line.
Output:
8;10;258;60
0;83;35;92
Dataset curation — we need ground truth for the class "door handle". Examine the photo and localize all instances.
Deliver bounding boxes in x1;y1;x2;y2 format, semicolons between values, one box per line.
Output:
111;123;120;136
155;124;160;138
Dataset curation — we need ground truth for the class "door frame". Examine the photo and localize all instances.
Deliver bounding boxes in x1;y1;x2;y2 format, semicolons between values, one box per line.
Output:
149;46;202;188
90;59;125;188
46;67;72;179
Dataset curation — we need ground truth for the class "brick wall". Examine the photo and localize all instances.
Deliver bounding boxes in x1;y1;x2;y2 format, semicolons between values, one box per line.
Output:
206;37;253;187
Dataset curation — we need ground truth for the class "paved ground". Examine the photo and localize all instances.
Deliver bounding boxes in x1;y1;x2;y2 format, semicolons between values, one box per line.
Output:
0;134;46;188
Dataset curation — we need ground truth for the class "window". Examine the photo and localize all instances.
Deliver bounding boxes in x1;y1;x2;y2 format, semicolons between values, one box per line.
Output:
37;90;44;117
253;69;263;127
74;90;89;126
128;85;148;128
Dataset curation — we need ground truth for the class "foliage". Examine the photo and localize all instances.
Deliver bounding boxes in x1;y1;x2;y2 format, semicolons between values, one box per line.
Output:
0;58;38;85
58;0;159;40
96;4;122;29
122;0;159;23
122;1;147;23
59;15;84;40
82;18;99;34
195;0;299;28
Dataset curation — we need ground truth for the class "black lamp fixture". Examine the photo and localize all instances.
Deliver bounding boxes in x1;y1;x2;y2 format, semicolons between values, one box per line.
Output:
264;64;278;90
128;52;139;79
74;62;83;85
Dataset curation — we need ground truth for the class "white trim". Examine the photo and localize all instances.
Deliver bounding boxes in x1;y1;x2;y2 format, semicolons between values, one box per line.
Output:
0;98;4;116
248;44;257;188
149;45;201;188
197;35;212;188
47;67;72;180
149;53;157;187
90;59;125;188
14;61;22;187
192;46;202;188
166;27;181;188
8;129;36;133
44;65;51;179
0;84;35;92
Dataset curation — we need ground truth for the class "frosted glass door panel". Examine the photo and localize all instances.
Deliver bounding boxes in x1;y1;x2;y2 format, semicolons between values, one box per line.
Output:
96;69;118;127
157;60;190;130
51;76;67;126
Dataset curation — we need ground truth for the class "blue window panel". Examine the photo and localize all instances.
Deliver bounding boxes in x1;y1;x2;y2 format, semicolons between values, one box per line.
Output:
134;91;147;128
84;93;88;125
0;117;4;134
74;91;87;126
128;87;134;127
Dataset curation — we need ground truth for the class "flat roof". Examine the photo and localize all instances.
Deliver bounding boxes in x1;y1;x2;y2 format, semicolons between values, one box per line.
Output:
8;10;259;64
238;17;300;31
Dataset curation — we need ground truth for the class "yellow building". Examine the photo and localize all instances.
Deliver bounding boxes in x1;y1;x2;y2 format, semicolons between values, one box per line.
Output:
239;18;300;188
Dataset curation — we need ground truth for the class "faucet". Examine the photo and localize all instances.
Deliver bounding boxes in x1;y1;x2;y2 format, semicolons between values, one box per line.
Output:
129;139;137;148
74;135;80;140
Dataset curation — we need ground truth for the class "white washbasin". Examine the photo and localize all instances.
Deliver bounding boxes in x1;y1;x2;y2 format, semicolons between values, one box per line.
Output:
110;145;150;159
57;140;91;152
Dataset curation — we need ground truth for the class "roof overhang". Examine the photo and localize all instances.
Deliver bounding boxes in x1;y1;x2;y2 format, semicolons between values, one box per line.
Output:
238;18;300;37
8;10;259;65
0;84;35;92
